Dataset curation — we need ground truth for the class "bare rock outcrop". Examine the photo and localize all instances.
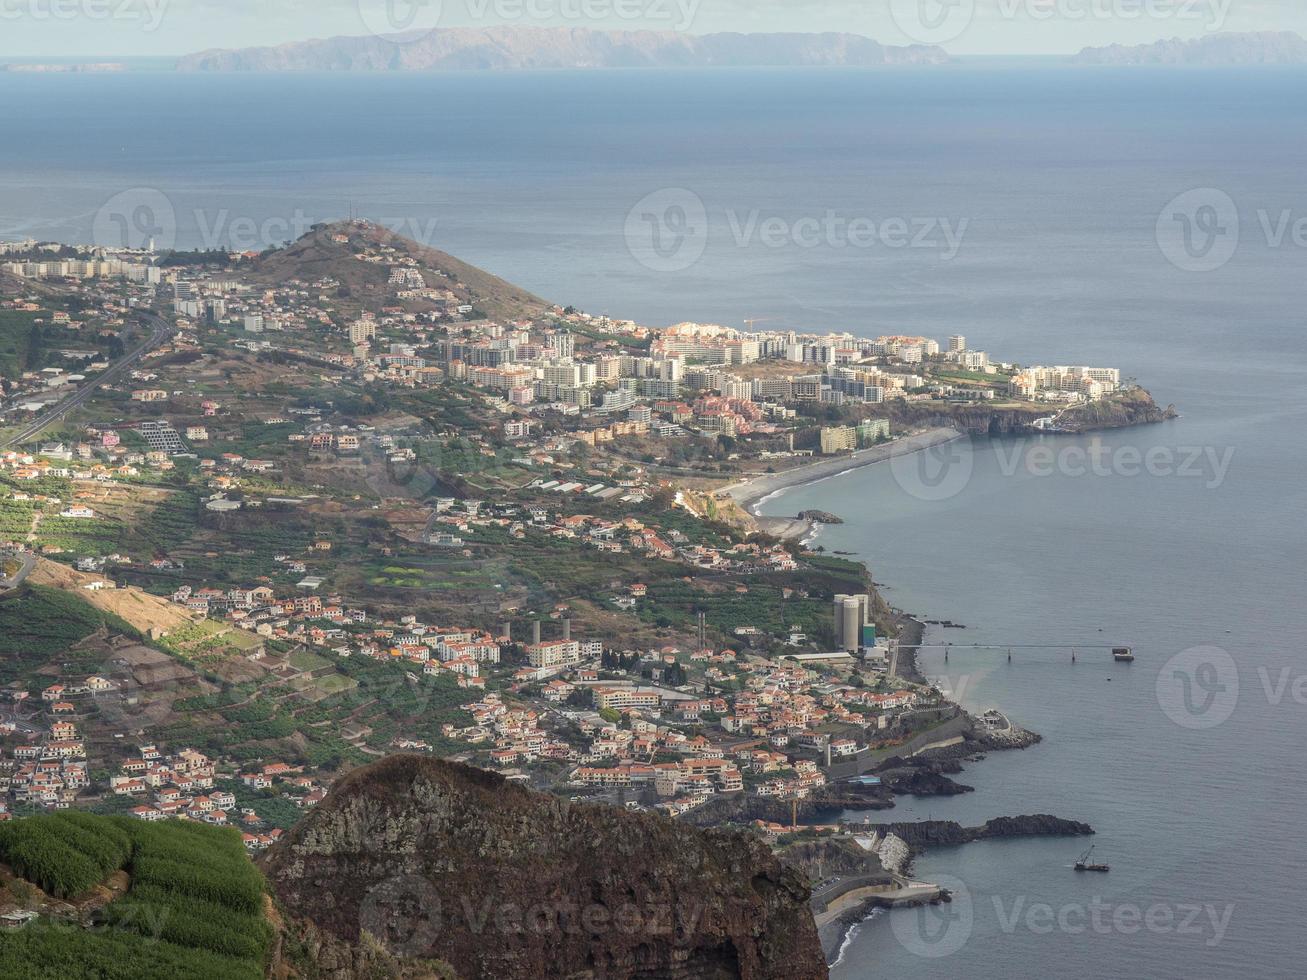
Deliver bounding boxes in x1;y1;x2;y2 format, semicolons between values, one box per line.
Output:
263;755;827;979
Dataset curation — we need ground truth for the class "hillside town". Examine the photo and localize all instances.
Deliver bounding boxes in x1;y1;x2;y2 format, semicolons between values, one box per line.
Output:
0;223;1126;838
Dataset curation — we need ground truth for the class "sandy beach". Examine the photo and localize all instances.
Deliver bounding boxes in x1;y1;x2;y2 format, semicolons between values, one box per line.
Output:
723;427;963;523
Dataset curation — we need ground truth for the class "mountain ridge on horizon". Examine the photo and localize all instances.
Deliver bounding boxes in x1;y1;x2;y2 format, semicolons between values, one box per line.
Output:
175;24;951;71
1075;30;1307;65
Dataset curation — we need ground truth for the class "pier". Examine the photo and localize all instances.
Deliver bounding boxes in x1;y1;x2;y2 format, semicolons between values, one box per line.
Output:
907;643;1135;664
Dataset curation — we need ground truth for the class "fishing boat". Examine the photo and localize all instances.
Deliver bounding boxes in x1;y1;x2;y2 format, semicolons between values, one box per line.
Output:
1112;647;1135;662
1074;846;1110;872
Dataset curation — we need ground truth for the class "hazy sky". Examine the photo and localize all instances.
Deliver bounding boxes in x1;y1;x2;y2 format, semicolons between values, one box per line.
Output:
1;0;1302;58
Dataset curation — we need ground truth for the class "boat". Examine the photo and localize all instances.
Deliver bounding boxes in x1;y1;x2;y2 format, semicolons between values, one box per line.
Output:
1074;846;1110;872
1112;647;1135;662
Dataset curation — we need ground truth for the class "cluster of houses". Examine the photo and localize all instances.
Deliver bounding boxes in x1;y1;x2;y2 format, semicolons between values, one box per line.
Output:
0;678;123;810
1;444;167;484
114;749;311;850
532;654;928;808
168;583;366;628
2;720;88;810
110;744;224;820
513;507;799;575
438;694;574;767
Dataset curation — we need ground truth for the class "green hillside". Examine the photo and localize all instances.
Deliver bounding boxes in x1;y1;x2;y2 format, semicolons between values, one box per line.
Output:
0;310;40;378
0;585;141;686
0;812;271;979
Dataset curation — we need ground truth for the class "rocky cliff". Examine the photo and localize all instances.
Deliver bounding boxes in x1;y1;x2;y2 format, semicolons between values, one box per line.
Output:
873;814;1093;850
890;387;1175;437
262;755;827;980
178;26;948;72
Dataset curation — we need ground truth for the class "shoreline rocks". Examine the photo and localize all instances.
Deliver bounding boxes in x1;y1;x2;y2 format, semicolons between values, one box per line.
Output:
797;510;844;525
874;814;1094;851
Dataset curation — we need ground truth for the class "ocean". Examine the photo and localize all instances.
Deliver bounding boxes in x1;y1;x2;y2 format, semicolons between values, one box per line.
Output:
2;64;1305;978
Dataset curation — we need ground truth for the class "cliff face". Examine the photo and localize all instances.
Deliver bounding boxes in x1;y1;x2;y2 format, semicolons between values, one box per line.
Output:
890;387;1174;437
177;26;948;72
262;755;827;980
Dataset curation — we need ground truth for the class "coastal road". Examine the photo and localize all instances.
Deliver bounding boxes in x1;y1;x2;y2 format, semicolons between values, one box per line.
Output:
810;873;894;912
811;874;940;915
0;311;175;451
825;712;972;781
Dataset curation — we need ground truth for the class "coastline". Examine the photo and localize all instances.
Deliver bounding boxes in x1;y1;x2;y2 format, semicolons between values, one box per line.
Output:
724;425;1051;967
723;426;963;518
720;425;953;683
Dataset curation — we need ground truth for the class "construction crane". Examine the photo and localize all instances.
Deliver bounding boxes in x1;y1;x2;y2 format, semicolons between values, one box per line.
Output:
743;317;775;332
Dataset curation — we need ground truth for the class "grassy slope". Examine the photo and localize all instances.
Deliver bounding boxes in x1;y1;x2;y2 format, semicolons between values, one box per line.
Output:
26;559;195;636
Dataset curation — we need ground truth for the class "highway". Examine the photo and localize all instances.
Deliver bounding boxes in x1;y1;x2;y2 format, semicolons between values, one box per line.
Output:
0;311;174;451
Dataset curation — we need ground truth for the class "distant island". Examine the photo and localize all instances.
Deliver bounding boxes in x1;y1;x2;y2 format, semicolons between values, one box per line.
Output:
176;25;950;72
0;63;127;73
1075;30;1307;65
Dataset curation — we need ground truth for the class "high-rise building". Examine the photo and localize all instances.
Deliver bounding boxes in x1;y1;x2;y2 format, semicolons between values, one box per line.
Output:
949;335;967;353
833;594;873;653
348;319;376;345
819;426;858;455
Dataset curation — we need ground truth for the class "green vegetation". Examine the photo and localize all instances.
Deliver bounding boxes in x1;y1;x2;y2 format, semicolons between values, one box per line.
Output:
0;309;125;382
931;368;1013;387
362;555;513;592
0;811;132;898
209;420;299;460
0;923;265;980
31;514;126;554
156;618;262;669
27;486;198;559
289;649;331;672
214;779;305;831
0;813;271;980
0;585;139;685
638;578;825;640
0;309;42;376
0;495;37;537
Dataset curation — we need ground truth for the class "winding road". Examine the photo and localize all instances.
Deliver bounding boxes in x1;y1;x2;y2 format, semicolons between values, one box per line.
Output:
0;550;35;591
